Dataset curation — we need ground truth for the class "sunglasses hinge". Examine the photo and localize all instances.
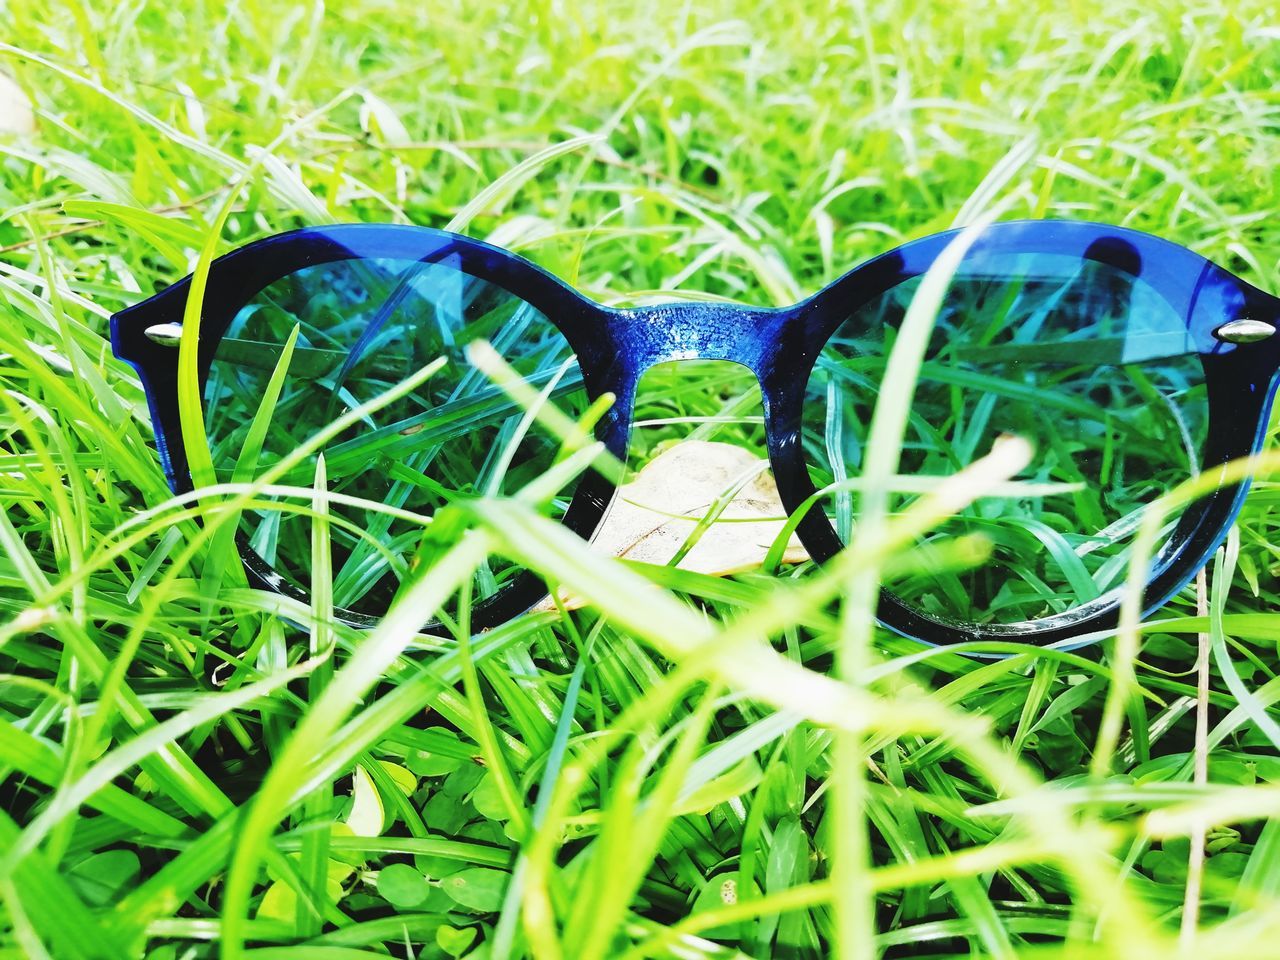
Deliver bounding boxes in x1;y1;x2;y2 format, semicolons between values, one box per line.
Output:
1214;318;1276;344
144;322;185;346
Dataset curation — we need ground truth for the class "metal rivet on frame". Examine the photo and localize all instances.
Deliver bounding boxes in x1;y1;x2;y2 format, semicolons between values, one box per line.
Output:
143;323;185;346
1214;318;1277;344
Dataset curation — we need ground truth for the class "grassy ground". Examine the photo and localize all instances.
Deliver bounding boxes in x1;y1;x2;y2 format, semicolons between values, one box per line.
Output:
4;0;1280;957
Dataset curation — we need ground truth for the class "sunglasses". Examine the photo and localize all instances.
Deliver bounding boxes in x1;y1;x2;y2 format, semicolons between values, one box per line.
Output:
109;219;1280;648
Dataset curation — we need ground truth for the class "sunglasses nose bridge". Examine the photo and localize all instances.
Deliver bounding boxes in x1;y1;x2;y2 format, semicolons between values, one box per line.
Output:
617;302;782;374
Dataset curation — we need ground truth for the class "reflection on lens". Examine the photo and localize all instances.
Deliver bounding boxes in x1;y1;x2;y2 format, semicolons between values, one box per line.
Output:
803;250;1208;625
203;257;588;618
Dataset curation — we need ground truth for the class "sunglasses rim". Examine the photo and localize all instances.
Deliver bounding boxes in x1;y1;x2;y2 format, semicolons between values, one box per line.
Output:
109;218;1280;648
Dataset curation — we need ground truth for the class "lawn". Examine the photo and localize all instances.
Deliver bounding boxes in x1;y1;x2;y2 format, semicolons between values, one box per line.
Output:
3;1;1280;957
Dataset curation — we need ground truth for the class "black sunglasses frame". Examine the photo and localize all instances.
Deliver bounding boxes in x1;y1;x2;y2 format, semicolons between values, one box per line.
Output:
110;219;1280;648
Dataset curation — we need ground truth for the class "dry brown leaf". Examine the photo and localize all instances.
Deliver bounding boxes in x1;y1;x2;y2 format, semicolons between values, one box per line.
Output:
0;73;35;135
533;440;810;612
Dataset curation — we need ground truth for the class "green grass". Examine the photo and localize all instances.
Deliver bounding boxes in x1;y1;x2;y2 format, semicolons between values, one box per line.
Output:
4;0;1280;957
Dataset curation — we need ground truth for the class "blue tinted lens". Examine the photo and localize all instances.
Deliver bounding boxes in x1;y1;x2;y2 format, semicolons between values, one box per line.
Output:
204;258;587;617
804;250;1209;625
